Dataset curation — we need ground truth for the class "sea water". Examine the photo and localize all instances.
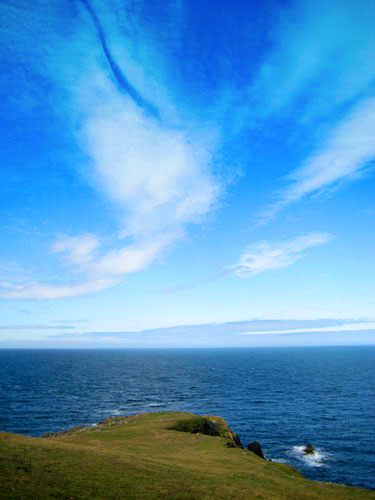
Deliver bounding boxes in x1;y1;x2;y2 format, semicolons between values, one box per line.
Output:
0;346;374;490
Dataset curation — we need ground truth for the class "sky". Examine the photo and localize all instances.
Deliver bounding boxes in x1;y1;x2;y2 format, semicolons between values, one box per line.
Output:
0;0;374;348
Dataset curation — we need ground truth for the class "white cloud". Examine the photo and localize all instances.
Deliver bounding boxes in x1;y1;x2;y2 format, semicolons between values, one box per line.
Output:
260;96;375;222
52;234;99;265
249;0;375;119
80;90;218;240
281;97;375;203
90;235;175;277
248;1;375;224
0;278;119;300
230;232;331;277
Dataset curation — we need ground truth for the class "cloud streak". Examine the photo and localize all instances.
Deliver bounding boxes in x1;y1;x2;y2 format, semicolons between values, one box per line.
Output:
77;0;159;117
0;278;119;300
261;97;375;221
52;234;99;266
43;318;375;348
283;97;375;200
230;233;331;277
249;0;375;120
248;0;375;223
283;98;375;199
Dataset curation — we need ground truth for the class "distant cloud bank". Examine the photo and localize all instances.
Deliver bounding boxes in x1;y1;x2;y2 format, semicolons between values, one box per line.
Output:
8;318;371;348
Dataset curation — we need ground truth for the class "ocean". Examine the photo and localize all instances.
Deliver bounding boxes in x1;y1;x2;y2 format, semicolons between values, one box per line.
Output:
0;346;374;490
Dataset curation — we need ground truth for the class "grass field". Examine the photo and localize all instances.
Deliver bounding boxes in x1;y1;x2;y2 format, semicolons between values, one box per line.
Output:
1;412;374;499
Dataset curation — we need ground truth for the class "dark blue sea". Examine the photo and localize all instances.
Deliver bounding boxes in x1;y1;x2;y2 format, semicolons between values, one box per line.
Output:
0;346;374;490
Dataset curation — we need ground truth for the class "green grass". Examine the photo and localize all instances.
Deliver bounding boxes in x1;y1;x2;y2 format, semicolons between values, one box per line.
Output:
1;412;374;499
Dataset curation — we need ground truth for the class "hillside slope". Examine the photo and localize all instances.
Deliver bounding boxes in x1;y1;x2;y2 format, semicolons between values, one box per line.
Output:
1;412;374;499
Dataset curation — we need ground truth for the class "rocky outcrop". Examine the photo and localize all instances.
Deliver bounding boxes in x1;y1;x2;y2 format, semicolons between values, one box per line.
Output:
169;415;243;448
303;444;315;455
169;416;221;436
247;440;265;459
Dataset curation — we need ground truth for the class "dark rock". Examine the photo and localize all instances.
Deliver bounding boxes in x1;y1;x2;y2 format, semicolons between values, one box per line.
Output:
247;440;265;459
303;444;315;455
231;432;243;449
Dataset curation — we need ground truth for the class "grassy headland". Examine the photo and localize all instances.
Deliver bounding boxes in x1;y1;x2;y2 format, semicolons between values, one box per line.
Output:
0;411;374;499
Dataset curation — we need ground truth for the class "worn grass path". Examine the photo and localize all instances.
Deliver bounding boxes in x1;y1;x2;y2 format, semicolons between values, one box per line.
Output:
1;412;374;499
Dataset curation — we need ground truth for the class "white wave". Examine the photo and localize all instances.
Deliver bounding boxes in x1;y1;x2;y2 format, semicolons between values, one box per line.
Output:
109;409;123;415
291;445;328;467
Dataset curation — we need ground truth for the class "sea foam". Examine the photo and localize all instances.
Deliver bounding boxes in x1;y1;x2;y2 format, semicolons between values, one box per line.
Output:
291;445;328;467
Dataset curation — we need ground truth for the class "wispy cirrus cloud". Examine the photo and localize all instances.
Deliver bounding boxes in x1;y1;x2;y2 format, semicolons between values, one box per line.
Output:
249;0;375;223
261;97;375;222
283;97;375;202
0;278;119;300
249;0;375;120
52;234;99;266
230;233;332;277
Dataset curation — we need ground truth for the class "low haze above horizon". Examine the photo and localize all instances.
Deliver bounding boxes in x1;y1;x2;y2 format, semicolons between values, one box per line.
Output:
0;0;374;348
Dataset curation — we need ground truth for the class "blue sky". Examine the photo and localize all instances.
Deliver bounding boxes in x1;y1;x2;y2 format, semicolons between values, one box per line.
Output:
0;0;374;347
